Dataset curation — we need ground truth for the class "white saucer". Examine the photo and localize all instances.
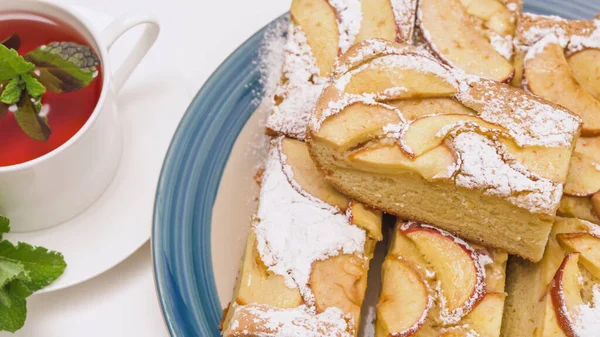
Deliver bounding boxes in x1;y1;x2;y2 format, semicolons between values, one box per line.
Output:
4;8;192;293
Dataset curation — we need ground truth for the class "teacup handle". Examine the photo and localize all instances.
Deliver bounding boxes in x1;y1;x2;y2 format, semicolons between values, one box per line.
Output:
101;13;160;93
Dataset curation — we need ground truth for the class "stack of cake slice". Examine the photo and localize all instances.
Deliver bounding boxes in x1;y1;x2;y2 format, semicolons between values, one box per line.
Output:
222;1;416;335
221;1;600;336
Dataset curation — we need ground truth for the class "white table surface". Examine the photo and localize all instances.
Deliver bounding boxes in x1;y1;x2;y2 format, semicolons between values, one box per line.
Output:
0;0;290;335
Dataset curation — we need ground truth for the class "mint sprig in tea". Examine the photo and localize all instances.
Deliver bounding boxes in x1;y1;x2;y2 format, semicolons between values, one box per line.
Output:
0;13;102;166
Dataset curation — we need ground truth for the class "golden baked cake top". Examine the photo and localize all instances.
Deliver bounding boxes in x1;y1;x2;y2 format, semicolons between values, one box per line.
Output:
308;40;581;216
253;137;367;304
226;304;355;337
516;13;600;136
414;0;522;82
222;137;382;336
514;13;600;230
376;221;507;337
266;0;418;140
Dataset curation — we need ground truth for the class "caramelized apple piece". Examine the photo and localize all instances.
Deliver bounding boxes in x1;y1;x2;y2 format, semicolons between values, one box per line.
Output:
540;291;569;337
236;231;303;307
568;49;600;101
550;253;584;337
401;223;486;321
461;292;506;337
418;0;515;81
376;257;431;337
592;192;600;219
290;0;338;77
564;152;600;197
314;102;402;150
557;233;600;280
502;139;572;183
281;138;350;210
349;143;456;181
460;0;515;36
348;201;383;240
310;254;368;325
401;114;502;157
356;0;397;43
524;41;600;135
387;97;476;121
343;56;457;99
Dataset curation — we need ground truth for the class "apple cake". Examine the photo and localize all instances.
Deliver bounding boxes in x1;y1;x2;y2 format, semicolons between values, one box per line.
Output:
220;137;383;336
415;0;522;82
512;14;600;230
502;217;600;337
376;220;508;337
266;0;418;140
306;40;582;262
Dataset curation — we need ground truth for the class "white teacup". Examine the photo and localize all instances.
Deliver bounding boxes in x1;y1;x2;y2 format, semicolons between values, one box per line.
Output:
0;0;160;232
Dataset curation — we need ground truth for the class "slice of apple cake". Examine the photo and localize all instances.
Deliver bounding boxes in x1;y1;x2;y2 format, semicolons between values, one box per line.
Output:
502;217;600;337
220;137;383;337
513;13;600;231
266;0;418;140
376;220;507;337
307;40;582;262
415;0;522;82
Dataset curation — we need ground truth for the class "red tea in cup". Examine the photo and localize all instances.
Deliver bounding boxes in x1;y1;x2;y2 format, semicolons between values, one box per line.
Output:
0;12;102;166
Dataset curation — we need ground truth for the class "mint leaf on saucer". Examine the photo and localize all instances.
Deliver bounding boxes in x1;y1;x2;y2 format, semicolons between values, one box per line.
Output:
0;34;21;51
25;42;99;93
0;77;23;105
0;258;29;291
0;241;66;292
0;285;27;333
0;45;34;83
14;92;51;142
0;217;67;332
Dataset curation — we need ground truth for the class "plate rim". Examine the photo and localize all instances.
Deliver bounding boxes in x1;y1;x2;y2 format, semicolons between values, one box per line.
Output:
152;14;287;336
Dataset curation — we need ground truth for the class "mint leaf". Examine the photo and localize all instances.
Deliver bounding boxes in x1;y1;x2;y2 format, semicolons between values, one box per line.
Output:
0;258;29;290
0;216;66;333
0;217;8;240
21;74;45;98
0;77;23;105
0;45;34;82
0;82;10;120
25;42;99;93
14;92;51;142
0;34;20;51
0;284;27;333
0;241;66;292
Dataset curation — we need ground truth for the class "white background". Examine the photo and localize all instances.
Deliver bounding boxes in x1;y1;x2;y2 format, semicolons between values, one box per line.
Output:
0;0;290;336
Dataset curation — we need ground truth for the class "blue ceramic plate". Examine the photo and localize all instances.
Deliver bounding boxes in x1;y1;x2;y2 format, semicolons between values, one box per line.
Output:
153;2;600;336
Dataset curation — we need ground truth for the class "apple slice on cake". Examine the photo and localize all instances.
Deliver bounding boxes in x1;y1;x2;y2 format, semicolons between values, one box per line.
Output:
417;0;515;82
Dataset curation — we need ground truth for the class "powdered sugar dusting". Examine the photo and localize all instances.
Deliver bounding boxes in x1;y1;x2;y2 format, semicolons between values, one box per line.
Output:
266;23;327;139
448;130;561;215
518;14;600;55
390;0;418;43
328;0;362;53
225;304;354;337
490;33;514;60
335;53;458;94
520;14;569;47
581;219;600;238
524;34;563;62
254;139;366;304
569;20;600;53
456;76;580;148
573;284;600;337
